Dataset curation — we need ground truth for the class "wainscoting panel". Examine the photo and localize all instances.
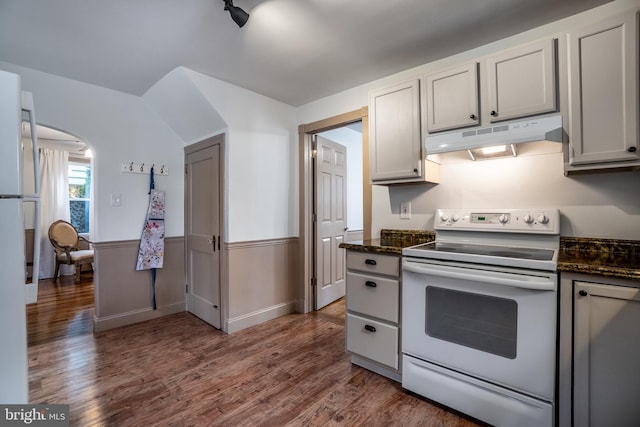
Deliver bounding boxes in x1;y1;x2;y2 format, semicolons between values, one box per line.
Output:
226;237;299;333
93;237;185;332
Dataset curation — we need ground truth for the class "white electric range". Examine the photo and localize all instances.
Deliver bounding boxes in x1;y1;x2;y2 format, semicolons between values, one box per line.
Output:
402;208;560;427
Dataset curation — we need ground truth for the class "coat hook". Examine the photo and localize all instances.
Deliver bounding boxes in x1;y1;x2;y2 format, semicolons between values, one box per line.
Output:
160;165;165;174
129;162;133;171
140;163;144;172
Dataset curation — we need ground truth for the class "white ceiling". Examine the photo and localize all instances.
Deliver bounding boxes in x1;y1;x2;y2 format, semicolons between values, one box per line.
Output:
0;0;613;106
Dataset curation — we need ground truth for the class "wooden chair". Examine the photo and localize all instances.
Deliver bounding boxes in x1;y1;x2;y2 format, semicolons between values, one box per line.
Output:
48;219;94;283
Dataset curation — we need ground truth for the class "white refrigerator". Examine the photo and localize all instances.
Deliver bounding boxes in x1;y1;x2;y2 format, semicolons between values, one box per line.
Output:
0;69;41;403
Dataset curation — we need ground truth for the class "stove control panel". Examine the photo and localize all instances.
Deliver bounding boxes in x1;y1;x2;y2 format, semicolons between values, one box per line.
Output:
435;208;560;234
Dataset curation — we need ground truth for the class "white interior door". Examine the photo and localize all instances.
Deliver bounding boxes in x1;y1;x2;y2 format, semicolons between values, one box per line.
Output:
185;138;221;329
315;135;347;309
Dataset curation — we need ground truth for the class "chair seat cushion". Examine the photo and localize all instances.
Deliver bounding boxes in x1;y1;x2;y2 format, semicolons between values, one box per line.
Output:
58;249;94;263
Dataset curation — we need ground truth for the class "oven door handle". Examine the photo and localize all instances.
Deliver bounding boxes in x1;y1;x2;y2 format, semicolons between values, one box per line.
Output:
403;261;556;291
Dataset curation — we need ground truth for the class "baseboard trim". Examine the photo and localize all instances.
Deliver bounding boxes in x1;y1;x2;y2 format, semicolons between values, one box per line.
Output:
25;283;38;304
94;301;185;332
226;300;297;333
351;355;402;383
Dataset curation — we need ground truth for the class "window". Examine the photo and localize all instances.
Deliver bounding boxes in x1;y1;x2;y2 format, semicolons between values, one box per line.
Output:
68;162;91;234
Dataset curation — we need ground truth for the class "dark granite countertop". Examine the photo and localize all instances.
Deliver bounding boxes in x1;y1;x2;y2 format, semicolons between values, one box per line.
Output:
339;229;435;255
558;237;640;281
342;230;640;281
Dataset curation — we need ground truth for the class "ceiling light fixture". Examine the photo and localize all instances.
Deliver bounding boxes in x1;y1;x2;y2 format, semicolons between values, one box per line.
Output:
223;0;249;28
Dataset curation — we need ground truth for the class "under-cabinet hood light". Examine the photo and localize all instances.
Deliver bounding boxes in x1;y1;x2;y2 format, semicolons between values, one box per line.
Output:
425;113;563;158
467;144;517;161
482;145;508;155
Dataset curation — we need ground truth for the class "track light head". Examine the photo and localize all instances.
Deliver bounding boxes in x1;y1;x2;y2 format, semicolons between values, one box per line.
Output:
223;0;249;28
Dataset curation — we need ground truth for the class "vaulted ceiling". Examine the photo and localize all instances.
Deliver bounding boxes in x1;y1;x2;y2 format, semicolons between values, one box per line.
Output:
0;0;613;106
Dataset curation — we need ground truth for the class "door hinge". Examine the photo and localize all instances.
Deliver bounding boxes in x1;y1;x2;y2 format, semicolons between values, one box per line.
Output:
311;277;317;287
184;164;188;174
312;213;317;223
185;284;188;294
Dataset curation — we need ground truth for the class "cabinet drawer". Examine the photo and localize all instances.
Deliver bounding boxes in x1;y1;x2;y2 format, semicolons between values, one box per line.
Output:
346;313;399;369
347;272;399;323
347;252;399;277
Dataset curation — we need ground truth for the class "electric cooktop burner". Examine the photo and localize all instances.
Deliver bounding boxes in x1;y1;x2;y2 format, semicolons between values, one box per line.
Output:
411;242;555;261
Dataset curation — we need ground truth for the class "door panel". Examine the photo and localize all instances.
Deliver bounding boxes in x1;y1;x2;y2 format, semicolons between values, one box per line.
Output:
185;139;221;329
568;12;639;165
315;135;347;309
425;62;479;132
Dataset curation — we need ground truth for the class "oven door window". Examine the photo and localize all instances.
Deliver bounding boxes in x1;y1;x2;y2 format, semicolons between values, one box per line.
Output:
425;287;517;359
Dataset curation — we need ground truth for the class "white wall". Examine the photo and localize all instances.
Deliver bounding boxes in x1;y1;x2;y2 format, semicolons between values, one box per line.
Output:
144;67;299;242
296;0;640;240
0;61;185;242
180;68;298;242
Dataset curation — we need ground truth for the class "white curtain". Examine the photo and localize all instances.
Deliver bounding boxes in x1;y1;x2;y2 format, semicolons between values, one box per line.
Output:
39;148;70;279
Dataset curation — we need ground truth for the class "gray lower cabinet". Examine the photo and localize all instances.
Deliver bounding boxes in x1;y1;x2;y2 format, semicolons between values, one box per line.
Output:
559;274;640;426
345;251;401;382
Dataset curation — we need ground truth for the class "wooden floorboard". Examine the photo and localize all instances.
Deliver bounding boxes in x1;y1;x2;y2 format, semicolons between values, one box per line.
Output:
27;284;482;426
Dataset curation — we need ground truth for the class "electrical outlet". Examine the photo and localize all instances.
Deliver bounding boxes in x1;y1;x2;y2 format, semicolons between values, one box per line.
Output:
400;202;411;219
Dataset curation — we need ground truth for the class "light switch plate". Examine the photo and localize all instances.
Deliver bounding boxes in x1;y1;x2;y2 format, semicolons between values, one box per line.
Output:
400;202;411;219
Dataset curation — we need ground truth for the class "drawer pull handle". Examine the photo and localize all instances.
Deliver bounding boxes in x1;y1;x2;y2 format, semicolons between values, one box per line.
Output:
364;324;377;333
365;259;377;265
365;281;377;288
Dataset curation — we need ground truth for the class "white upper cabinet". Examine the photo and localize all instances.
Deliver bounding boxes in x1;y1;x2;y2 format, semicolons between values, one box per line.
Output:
424;38;557;134
484;38;557;123
369;79;440;184
423;62;479;133
565;10;640;170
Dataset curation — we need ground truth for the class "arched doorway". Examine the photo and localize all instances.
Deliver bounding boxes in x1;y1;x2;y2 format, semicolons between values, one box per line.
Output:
23;123;95;343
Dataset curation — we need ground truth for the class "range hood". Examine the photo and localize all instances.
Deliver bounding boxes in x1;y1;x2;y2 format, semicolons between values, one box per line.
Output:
425;114;563;159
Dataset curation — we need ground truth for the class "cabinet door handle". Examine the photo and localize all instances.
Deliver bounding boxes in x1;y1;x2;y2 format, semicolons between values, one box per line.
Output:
490;110;498;116
628;146;637;153
578;290;588;297
365;281;377;288
364;324;377;333
365;259;377;266
469;114;476;120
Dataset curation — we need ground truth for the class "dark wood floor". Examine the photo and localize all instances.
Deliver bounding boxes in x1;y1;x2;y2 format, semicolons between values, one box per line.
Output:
27;278;482;426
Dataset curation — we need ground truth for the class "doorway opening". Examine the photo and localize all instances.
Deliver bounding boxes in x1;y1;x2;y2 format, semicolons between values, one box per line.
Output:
298;107;370;314
24;124;95;344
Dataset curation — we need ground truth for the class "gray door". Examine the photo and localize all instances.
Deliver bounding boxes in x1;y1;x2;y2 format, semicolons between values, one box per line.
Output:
185;136;222;329
314;135;347;309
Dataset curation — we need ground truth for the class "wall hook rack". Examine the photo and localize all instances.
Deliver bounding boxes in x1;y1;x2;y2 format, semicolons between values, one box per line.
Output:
120;162;169;175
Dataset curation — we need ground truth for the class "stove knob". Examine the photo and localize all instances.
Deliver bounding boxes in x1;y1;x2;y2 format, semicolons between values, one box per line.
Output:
451;214;460;222
440;213;449;222
538;214;549;224
498;214;509;224
523;214;534;224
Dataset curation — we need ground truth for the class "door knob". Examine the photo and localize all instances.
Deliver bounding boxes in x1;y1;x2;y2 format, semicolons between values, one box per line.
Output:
469;114;476;120
628;146;637;152
578;290;588;297
490;110;498;116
